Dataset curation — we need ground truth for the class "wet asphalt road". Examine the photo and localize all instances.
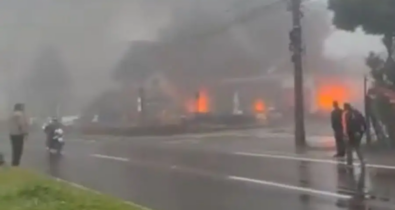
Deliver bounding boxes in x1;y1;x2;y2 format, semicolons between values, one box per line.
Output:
1;129;395;210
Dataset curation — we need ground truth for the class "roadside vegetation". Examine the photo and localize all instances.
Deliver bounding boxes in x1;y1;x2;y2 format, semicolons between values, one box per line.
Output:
329;0;395;145
0;168;147;210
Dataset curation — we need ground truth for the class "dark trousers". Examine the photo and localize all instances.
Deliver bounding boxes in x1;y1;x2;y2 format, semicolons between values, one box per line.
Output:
10;135;25;166
346;132;364;166
334;130;345;156
0;152;4;165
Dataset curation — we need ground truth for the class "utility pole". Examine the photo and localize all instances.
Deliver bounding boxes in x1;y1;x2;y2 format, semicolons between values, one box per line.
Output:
289;0;306;146
364;75;372;144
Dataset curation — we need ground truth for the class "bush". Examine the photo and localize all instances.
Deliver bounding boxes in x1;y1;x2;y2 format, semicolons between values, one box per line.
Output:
0;168;148;210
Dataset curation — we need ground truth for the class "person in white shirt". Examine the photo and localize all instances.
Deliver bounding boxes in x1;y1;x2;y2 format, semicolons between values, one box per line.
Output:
8;103;29;166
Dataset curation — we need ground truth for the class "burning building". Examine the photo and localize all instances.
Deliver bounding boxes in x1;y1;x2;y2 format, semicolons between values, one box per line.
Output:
83;0;336;125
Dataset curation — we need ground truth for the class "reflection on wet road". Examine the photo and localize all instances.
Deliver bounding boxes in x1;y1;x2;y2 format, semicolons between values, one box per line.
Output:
1;130;395;210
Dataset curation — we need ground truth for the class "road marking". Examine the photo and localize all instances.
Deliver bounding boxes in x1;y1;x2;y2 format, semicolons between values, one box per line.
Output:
66;138;96;143
174;131;252;139
81;135;181;142
166;139;200;144
170;132;334;143
166;139;188;144
91;154;129;162
235;152;395;170
228;176;351;199
90;152;353;200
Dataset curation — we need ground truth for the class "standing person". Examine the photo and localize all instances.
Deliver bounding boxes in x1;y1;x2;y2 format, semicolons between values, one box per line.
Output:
0;152;4;166
331;101;345;157
8;103;29;166
342;103;366;166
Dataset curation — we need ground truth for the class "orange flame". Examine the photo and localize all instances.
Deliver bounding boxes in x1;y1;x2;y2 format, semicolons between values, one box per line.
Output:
254;99;266;113
196;90;209;113
185;89;210;113
316;84;350;111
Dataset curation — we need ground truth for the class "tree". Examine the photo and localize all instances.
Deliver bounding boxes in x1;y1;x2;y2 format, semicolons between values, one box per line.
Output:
329;0;395;82
25;47;71;117
330;1;395;145
365;52;395;144
366;52;385;83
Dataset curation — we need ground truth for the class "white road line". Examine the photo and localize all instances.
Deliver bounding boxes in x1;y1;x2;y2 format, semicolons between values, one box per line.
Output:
171;132;334;142
174;132;249;139
91;154;129;162
91;152;353;199
67;138;96;143
228;176;351;199
235;152;395;170
166;140;187;144
166;139;200;144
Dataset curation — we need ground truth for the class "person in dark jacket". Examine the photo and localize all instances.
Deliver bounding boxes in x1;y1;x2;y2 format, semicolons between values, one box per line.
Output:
43;118;63;152
331;101;345;157
342;103;366;165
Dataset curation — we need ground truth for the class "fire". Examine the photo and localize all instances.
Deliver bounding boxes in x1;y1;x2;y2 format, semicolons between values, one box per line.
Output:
196;90;209;113
316;84;350;111
185;89;210;113
254;99;266;113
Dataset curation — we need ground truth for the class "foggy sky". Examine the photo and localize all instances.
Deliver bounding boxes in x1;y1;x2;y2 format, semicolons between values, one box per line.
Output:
0;0;382;117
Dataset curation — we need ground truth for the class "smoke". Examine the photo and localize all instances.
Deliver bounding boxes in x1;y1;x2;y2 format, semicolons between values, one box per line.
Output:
0;0;336;118
324;28;385;61
0;0;171;116
114;0;333;84
85;0;341;118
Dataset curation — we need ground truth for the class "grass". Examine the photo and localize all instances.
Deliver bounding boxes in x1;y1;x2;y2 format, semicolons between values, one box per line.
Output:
0;167;148;210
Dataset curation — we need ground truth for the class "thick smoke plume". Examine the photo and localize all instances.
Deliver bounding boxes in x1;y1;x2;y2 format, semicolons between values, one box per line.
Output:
0;0;332;119
101;0;333;118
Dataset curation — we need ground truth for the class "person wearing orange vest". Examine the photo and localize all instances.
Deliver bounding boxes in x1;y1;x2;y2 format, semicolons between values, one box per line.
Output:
342;103;366;165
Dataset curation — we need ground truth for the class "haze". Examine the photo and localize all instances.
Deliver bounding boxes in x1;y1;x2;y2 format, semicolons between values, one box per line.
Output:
0;0;382;118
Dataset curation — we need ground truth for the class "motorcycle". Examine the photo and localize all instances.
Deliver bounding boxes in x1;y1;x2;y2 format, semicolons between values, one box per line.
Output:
46;127;64;155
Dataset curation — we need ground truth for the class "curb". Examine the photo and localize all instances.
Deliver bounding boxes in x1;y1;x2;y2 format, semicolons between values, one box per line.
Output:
54;177;151;210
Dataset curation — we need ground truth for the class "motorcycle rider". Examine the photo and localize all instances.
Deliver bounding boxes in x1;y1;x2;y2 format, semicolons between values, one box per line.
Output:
43;117;64;153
